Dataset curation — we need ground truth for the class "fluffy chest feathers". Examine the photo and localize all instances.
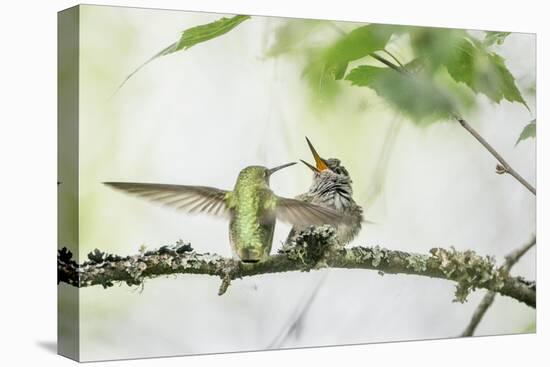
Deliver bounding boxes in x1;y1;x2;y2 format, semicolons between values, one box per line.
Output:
307;172;355;212
289;171;363;245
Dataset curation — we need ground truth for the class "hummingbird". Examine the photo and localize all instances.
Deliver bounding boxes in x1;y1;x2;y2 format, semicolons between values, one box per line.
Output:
105;163;349;263
286;138;363;246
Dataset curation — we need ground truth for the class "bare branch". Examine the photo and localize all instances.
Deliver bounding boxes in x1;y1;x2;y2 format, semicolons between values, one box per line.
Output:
455;117;536;195
503;235;537;271
461;235;536;336
58;227;535;308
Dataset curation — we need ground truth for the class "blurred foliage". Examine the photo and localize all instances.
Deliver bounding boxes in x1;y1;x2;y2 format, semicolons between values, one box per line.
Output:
265;19;326;57
346;66;454;123
516;119;536;146
299;24;396;107
409;27;467;71
301;47;344;106
119;16;533;138
314;24;396;80
264;21;530;130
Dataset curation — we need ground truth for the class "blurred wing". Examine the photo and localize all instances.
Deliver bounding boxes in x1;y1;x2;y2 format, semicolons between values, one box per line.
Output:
275;196;349;227
104;182;230;217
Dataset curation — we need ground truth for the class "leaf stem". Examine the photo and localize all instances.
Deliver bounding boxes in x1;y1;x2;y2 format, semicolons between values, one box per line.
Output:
370;52;405;74
382;48;405;68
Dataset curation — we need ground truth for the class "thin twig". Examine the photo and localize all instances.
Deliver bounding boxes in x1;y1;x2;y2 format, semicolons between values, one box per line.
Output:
503;236;537;271
455;117;536;195
461;235;536;336
267;272;328;348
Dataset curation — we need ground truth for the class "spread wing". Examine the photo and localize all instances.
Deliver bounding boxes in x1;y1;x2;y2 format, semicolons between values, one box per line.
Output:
104;182;230;217
275;196;350;227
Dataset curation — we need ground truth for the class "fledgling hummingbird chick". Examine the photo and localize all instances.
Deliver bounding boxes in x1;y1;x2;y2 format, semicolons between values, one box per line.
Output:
286;138;364;246
105;163;350;263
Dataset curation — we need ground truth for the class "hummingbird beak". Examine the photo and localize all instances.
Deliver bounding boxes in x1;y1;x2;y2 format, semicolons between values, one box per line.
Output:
300;159;321;173
268;162;297;176
305;137;329;171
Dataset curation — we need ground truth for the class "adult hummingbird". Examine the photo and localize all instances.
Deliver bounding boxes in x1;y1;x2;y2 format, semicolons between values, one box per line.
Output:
105;163;349;263
286;138;363;246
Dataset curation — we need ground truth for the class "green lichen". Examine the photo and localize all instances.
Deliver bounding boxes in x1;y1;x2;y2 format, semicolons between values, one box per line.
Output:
371;246;388;267
406;253;428;272
430;247;506;303
350;246;389;267
279;225;336;268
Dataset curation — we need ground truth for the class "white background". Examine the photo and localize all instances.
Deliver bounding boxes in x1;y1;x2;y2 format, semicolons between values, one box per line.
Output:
0;0;547;366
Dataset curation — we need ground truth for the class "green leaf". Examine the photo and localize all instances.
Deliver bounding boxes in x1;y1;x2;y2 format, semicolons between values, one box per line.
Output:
171;15;251;52
327;25;395;68
116;15;251;92
301;24;397;106
515;120;536;146
445;38;529;110
483;31;511;47
345;65;455;124
305;24;396;83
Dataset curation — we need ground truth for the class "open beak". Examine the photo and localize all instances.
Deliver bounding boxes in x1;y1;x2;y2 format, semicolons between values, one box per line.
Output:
300;159;320;173
268;162;297;176
305;137;329;171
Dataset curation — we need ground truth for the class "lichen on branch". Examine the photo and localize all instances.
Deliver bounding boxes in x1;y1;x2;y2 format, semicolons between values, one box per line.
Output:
57;227;535;308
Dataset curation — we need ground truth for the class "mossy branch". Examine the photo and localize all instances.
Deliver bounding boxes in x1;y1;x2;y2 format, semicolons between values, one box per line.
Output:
57;227;535;308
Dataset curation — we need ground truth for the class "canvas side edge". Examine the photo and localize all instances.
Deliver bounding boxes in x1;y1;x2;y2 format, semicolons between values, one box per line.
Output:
57;5;80;362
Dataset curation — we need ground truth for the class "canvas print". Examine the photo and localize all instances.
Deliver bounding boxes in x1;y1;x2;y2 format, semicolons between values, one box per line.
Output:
58;5;536;362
